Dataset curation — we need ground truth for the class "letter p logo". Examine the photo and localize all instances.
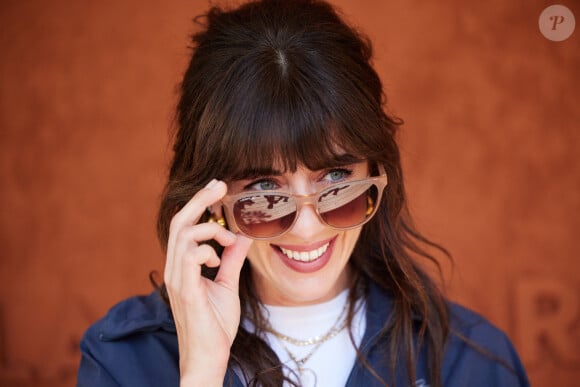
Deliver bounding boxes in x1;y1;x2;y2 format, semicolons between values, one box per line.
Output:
539;5;576;41
550;15;565;30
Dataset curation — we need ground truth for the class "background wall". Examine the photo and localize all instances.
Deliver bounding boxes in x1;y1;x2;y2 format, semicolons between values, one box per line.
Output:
0;0;578;386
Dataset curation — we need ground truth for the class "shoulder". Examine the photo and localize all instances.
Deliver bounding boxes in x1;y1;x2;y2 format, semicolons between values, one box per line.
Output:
77;291;179;387
443;302;530;387
86;290;175;340
447;302;516;356
364;282;529;386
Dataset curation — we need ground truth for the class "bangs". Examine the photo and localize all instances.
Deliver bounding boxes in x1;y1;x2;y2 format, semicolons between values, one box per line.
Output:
191;35;391;182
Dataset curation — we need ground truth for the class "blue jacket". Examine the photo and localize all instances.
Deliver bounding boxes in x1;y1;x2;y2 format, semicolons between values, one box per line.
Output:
78;282;530;386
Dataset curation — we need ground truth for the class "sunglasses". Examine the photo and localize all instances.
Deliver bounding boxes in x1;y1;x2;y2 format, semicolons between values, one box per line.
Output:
221;165;388;240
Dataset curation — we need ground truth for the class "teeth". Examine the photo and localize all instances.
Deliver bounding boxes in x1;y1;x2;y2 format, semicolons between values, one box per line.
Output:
280;243;329;262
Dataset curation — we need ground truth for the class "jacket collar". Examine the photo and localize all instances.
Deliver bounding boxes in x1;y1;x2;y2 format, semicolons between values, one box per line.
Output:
360;280;425;347
99;291;175;341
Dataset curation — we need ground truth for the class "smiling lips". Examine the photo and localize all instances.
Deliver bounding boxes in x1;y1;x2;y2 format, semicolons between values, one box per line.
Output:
279;243;330;262
272;237;337;274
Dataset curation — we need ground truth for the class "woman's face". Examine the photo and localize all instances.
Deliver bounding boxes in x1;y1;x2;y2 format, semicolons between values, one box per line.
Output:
223;161;369;306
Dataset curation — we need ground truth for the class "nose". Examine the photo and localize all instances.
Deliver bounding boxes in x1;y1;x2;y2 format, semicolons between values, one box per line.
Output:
288;203;326;240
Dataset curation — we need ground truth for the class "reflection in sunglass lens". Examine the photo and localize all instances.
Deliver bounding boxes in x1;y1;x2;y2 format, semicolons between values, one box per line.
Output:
231;182;378;238
232;194;297;238
319;183;378;228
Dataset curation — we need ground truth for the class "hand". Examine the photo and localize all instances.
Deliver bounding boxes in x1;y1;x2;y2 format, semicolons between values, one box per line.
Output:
163;179;253;385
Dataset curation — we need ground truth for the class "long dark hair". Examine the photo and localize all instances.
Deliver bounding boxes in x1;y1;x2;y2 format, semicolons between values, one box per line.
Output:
156;0;450;386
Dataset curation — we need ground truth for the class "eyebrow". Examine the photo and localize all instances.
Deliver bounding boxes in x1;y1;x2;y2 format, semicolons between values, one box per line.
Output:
234;167;285;180
328;153;365;166
233;153;365;180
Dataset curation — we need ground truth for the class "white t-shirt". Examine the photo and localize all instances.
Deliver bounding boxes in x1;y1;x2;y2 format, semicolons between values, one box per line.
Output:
243;289;367;387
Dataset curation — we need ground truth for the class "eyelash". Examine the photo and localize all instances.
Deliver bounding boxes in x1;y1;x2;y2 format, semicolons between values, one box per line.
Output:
245;178;278;191
324;168;352;182
244;168;353;191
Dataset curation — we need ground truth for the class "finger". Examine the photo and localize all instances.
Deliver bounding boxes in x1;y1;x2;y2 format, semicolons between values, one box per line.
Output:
172;223;236;264
166;179;226;256
170;179;227;232
166;179;228;278
188;244;221;268
166;243;219;301
169;223;237;286
175;222;237;247
214;235;253;291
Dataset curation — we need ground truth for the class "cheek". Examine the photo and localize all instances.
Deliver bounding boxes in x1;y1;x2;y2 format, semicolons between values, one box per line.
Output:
341;229;363;253
245;241;272;265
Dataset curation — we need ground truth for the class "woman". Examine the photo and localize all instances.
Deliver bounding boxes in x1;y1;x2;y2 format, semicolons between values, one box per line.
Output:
78;0;530;386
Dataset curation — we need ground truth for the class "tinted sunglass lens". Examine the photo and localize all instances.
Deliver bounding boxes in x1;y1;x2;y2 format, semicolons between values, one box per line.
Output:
319;183;378;228
232;194;297;238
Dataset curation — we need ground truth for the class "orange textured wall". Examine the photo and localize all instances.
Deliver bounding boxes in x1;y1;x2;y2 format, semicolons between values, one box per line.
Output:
1;1;578;386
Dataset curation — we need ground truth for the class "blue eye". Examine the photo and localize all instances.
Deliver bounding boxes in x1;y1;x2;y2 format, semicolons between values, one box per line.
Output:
248;179;278;191
325;168;352;182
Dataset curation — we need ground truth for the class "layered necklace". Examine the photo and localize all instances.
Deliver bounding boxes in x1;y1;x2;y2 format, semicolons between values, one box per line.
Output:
262;302;350;385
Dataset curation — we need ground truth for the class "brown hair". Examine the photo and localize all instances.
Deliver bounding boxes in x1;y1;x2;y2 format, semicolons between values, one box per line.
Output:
156;0;450;385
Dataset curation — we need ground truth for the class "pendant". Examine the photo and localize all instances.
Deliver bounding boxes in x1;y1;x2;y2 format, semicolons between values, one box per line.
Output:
299;367;317;387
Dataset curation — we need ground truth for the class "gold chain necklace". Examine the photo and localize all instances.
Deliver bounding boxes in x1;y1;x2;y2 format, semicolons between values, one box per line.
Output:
263;302;349;380
263;303;348;346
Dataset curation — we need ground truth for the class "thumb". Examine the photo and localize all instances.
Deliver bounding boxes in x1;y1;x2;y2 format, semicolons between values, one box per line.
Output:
214;235;253;291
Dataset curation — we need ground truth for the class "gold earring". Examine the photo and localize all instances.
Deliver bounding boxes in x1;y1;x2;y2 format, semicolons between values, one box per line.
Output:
208;214;226;227
365;196;375;216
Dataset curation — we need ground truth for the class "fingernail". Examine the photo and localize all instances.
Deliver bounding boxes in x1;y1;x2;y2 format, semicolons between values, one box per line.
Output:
205;179;218;189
